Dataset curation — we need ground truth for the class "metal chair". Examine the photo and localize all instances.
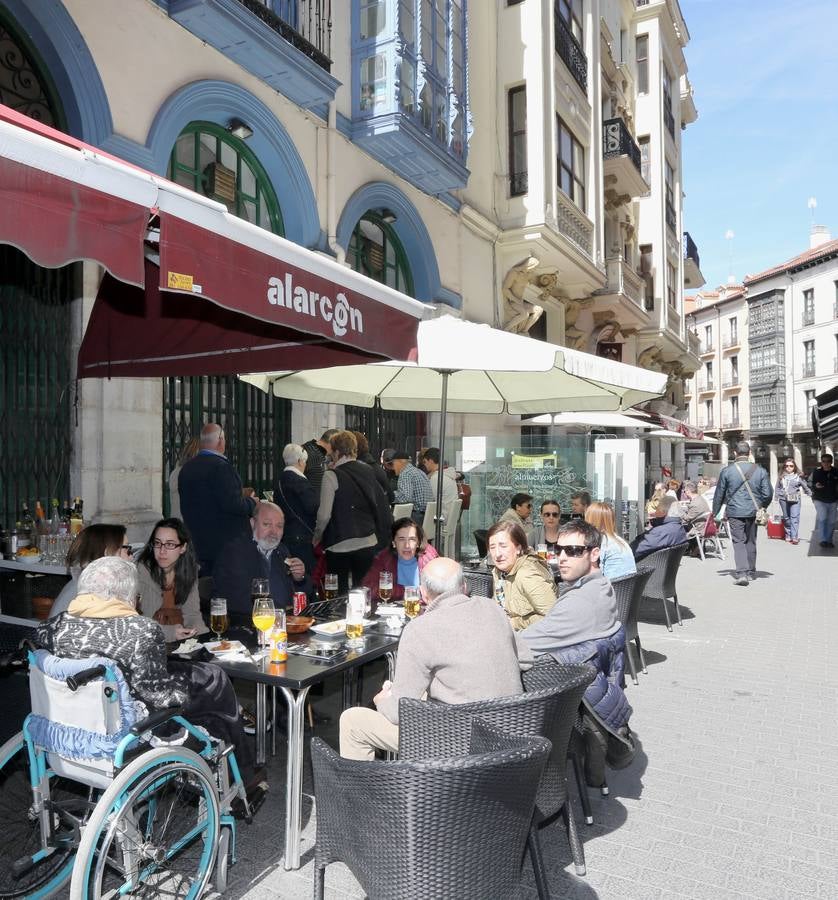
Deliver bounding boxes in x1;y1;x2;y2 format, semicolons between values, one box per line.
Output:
610;570;653;684
686;516;725;561
311;721;550;900
399;663;595;893
391;502;413;521
636;543;690;630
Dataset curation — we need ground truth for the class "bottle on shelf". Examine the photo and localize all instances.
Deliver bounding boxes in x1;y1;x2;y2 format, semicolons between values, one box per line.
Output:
34;500;46;533
70;497;84;536
58;499;71;536
18;504;33;549
50;498;61;535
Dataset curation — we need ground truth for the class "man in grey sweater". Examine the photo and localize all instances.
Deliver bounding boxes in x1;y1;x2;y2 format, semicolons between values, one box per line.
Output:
339;557;525;760
521;521;620;656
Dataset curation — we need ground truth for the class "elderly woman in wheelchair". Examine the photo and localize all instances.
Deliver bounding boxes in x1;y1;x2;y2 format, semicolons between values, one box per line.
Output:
0;556;261;898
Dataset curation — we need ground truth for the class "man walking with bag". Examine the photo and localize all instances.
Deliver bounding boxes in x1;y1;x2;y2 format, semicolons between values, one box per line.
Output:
712;441;772;586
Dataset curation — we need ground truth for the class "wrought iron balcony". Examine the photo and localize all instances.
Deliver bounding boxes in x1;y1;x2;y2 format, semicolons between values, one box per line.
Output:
236;0;332;70
721;417;740;429
802;312;815;327
683;231;700;271
699;341;715;356
722;334;740;350
554;13;588;92
697;380;715;394
722;375;740;389
683;231;704;289
603;118;642;171
802;362;816;378
602;118;647;206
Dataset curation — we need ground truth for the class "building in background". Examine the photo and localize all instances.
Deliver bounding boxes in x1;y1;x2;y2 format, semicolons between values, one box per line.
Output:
0;0;701;535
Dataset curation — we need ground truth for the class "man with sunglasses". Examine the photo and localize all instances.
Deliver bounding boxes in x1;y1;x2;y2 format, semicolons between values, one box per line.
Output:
520;521;634;787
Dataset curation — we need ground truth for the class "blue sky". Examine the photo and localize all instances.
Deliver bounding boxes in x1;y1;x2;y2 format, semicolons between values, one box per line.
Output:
680;0;838;291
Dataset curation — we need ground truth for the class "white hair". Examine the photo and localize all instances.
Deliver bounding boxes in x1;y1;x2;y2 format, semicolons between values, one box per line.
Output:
420;563;465;599
77;557;138;605
283;443;308;466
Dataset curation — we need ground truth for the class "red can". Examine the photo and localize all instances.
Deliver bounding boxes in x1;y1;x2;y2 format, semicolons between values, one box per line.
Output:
293;591;307;616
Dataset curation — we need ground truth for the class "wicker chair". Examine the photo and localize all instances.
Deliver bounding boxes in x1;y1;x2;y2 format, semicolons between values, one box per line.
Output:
311;722;550;900
463;568;493;599
635;543;689;631
399;663;595;893
610;570;653;684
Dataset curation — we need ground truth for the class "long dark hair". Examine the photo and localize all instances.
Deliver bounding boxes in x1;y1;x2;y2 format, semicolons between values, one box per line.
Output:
66;524;127;568
137;517;198;606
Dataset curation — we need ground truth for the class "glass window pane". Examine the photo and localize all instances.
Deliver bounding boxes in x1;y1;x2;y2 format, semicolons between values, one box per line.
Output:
420;83;432;129
240;159;256;197
560;128;572;162
573;142;584;174
242;198;256;224
400;59;416;114
198;133;216;169
399;0;415;45
360;53;388;113
436;91;447;142
175;133;194;167
421;0;432;59
219;140;236;172
174;168;194;189
561;169;571;195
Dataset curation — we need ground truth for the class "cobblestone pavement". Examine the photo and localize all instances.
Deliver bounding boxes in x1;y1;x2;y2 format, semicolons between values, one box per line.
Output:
45;505;837;900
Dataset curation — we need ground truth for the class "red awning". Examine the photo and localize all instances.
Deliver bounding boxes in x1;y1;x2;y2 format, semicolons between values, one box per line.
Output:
0;106;155;286
0;105;427;377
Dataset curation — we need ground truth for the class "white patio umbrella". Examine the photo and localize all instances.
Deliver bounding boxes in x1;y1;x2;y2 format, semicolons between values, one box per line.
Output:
242;316;668;544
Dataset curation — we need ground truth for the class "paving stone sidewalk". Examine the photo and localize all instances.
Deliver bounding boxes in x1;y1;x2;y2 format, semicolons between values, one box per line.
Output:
216;501;837;900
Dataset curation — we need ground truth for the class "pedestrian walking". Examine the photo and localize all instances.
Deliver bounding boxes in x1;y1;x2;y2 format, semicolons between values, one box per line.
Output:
773;458;811;545
712;441;772;586
809;452;838;548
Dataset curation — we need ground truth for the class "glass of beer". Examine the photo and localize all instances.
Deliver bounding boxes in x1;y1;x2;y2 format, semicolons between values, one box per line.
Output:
210;597;228;642
252;596;276;649
345;589;366;648
537;543;548;560
403;586;421;620
323;573;338;601
378;571;393;602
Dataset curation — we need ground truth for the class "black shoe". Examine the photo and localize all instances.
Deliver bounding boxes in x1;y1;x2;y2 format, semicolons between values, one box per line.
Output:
828;541;836;548
241;707;271;735
232;780;269;820
820;541;831;548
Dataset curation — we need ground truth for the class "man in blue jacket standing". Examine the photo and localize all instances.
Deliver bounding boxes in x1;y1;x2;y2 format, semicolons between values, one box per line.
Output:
179;423;257;575
712;441;772;586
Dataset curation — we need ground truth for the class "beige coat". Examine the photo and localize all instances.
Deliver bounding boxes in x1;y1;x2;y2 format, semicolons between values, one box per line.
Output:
493;552;557;631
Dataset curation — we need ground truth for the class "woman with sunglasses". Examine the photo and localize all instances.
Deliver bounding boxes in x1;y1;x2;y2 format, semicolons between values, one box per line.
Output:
487;520;557;631
774;458;811;544
527;499;562;553
136;517;208;641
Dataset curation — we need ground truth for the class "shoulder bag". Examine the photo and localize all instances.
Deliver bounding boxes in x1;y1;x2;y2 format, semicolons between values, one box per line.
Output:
735;462;767;526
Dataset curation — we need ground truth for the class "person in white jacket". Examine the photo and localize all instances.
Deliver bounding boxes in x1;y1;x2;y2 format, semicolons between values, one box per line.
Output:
421;447;459;528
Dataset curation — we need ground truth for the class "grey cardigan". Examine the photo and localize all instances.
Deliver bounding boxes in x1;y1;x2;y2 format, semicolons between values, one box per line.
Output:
136;565;209;642
375;590;524;724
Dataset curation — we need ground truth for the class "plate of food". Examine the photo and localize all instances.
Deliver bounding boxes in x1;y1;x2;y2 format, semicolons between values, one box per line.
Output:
286;616;315;634
16;548;42;563
204;639;248;655
309;619;375;636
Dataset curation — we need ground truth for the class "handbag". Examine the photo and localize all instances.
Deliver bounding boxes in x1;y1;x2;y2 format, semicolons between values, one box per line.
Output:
735;463;767;526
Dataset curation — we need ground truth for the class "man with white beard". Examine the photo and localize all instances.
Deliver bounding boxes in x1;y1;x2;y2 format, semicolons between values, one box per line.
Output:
213;502;312;626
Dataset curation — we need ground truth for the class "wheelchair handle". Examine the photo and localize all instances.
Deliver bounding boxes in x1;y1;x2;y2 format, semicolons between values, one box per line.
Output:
66;665;107;692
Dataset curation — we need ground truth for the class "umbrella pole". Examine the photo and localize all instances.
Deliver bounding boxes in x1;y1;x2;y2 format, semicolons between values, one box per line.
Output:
434;370;451;549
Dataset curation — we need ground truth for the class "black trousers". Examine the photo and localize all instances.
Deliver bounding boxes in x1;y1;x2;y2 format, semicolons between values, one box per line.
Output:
325;546;377;595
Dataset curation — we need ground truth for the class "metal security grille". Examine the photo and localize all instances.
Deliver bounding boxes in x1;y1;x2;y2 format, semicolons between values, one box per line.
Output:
0;246;73;526
162;376;291;513
344;403;425;459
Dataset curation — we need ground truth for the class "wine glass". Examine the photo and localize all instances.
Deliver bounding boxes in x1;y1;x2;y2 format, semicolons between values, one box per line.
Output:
403;586;421;620
210;597;228;643
252;597;276;649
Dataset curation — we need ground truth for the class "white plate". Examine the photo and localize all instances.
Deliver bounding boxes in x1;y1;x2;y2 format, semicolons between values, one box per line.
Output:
15;553;42;564
310;619;375;636
204;640;248;655
375;604;405;617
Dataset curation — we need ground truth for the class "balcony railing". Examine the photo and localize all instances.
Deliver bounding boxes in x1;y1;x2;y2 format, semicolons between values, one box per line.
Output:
236;0;332;70
555;188;594;256
602;118;642;173
802;312;815;327
554;13;588;92
793;414;813;430
722;375;740;389
665;202;677;233
697;380;715;394
687;331;701;356
802;362;816;378
664;104;675;138
697;419;715;429
721;417;740;429
699;341;715;355
683;231;700;271
722;334;740;349
599;256;644;308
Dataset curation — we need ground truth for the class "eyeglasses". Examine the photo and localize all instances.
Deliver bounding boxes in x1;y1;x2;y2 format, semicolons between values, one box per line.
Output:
120;545;132;553
152;540;183;551
556;545;590;558
784;464;795;469
542;512;560;517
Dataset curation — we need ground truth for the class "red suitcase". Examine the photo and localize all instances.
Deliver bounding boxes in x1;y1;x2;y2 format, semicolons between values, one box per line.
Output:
766;516;785;540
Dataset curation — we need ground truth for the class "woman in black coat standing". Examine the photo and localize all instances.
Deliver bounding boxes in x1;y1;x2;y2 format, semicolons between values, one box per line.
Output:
274;443;319;574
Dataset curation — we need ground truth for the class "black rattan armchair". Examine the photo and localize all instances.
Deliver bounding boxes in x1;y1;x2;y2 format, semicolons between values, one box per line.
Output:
399;663;595;894
311;722;550;900
635;542;689;630
610;570;653;683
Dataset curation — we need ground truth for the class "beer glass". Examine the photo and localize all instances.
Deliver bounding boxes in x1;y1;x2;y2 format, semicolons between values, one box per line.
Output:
403;586;421;620
210;597;228;642
378;571;393;602
323;573;338;601
537;543;548;560
345;589;366;648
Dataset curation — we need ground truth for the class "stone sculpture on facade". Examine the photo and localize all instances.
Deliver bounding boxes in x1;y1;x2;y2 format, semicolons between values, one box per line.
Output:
501;256;544;334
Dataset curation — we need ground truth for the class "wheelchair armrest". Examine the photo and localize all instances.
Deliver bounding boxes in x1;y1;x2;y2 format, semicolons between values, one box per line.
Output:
130;706;185;736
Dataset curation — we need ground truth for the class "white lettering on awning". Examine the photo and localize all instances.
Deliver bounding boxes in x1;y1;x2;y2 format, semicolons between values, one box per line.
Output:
267;272;363;338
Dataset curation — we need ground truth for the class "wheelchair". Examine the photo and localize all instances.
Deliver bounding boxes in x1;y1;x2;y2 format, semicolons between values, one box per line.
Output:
0;648;250;898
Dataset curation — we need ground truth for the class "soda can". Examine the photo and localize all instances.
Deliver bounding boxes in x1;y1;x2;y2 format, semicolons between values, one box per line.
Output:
293;591;307;616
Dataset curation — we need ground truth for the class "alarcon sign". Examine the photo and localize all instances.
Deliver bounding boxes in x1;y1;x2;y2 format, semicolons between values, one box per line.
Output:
267;271;363;338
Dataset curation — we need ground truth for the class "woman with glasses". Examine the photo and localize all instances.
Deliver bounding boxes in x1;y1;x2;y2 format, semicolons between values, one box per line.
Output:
527;499;563;553
585;501;637;579
48;523;134;618
487;520;557;631
774;458;811;544
136;517;208;641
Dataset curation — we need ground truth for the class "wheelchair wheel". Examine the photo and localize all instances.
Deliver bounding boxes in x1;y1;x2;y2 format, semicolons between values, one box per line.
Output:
0;731;80;899
213;827;231;894
70;747;219;900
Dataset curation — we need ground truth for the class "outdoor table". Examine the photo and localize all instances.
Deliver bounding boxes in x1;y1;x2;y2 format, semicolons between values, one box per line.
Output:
214;625;400;870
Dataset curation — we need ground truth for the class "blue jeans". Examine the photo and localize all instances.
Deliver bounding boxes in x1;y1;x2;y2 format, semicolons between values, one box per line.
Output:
778;498;801;540
813;499;838;543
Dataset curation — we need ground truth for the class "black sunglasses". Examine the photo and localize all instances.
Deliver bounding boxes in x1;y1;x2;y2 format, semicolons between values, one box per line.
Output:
556;545;590;558
542;511;560;517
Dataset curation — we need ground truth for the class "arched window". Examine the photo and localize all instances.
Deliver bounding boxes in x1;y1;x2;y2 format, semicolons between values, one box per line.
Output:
167;122;284;234
162;122;288;512
347;212;414;296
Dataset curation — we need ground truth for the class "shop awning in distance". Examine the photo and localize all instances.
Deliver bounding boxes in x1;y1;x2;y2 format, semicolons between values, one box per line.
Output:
0;105;428;377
